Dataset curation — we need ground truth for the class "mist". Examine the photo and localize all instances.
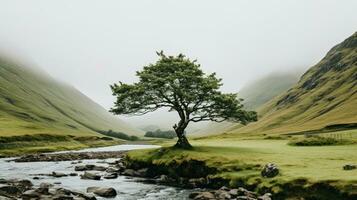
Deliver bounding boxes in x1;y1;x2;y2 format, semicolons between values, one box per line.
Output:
0;0;356;130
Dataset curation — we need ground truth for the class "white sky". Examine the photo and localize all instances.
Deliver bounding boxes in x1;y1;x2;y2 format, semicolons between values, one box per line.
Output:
0;0;356;130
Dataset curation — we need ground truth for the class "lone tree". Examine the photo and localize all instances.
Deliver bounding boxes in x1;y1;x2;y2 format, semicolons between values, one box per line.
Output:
110;52;257;149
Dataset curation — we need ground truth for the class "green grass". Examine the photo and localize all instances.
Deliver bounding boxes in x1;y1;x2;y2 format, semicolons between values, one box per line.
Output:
0;134;124;157
288;135;356;146
0;57;143;138
129;135;357;198
133;137;357;181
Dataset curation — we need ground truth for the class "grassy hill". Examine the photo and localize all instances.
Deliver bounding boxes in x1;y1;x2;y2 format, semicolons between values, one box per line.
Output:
0;57;143;155
230;32;357;136
192;72;300;136
238;72;301;110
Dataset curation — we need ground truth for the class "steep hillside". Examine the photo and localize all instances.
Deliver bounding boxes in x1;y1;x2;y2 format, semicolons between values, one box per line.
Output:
0;57;142;137
230;32;357;135
238;72;300;110
192;72;300;136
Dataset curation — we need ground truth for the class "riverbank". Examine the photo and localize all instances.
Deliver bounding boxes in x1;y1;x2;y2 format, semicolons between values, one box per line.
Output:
0;133;169;157
3;150;270;200
0;144;195;199
125;138;357;199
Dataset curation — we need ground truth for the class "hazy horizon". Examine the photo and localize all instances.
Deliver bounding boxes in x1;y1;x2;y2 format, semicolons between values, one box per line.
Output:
0;0;356;130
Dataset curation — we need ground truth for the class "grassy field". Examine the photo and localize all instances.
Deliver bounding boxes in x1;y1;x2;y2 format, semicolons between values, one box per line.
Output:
128;130;357;198
0;134;124;156
132;136;357;181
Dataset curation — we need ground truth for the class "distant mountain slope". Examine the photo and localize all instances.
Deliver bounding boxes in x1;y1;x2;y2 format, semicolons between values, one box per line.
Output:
192;72;300;136
239;73;301;110
0;57;143;137
230;32;357;135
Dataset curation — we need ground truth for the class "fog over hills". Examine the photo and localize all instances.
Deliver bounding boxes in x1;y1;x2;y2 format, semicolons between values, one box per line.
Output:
231;32;357;135
0;1;356;131
0;57;143;137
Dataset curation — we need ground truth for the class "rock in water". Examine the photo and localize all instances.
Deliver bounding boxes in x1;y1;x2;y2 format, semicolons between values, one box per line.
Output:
87;187;117;198
261;163;279;178
21;190;41;200
192;191;215;200
52;172;68;178
103;173;118;179
80;172;101;180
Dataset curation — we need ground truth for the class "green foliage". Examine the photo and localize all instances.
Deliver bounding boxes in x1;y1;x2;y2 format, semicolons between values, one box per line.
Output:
111;51;256;124
111;51;257;147
288;136;355;146
144;129;176;139
98;130;139;141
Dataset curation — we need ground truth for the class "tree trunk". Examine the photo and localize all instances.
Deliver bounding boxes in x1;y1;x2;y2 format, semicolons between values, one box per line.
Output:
174;130;192;149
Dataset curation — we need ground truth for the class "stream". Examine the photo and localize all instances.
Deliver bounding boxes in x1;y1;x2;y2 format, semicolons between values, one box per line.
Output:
0;145;193;200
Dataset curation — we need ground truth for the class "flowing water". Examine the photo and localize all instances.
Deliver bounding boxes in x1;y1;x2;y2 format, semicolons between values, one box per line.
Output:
0;145;193;200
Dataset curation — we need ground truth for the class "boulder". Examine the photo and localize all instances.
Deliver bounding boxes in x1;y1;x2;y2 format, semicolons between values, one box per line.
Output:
236;196;257;200
103;173;118;179
105;167;120;173
70;190;97;200
0;195;12;200
84;165;95;170
219;186;230;191
343;164;357;170
229;189;239;197
75;165;107;172
215;190;231;199
69;173;78;176
87;187;117;198
21;189;41;200
52;194;74;200
188;178;207;188
56;188;72;196
137;168;149;177
92;166;107;171
80;172;101;180
258;193;272;200
0;185;22;196
52;172;68;178
189;192;200;199
40;183;52;188
193;191;215;200
121;169;137;176
35;187;49;195
156;175;173;183
75;165;88;171
261;163;279;178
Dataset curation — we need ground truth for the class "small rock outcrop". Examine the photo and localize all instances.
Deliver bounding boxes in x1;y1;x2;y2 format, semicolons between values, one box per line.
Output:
261;163;279;178
189;187;271;200
52;172;68;178
103;173;118;179
80;172;101;180
0;179;96;200
87;187;117;198
343;164;356;170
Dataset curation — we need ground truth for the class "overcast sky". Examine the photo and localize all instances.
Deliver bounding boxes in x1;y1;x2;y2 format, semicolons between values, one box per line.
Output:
0;0;356;129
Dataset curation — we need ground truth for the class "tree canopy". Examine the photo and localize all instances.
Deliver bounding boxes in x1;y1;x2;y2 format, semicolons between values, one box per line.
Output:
111;51;257;148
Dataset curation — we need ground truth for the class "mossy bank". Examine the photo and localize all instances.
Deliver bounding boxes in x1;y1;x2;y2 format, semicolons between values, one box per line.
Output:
0;134;124;157
126;138;357;200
